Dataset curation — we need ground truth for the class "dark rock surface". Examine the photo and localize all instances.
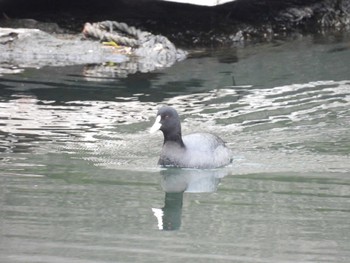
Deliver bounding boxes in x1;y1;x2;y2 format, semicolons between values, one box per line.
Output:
1;0;349;47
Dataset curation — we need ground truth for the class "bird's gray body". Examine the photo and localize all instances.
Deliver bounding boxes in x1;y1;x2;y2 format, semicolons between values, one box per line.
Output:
159;133;231;169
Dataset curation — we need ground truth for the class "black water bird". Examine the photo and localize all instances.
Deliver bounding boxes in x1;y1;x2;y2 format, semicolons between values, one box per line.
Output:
150;106;231;169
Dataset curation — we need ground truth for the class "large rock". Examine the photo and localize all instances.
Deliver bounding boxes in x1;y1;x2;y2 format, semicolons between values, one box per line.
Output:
0;23;187;77
1;0;349;47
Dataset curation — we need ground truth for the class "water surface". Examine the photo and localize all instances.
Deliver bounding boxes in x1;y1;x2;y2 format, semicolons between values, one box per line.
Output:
1;34;350;262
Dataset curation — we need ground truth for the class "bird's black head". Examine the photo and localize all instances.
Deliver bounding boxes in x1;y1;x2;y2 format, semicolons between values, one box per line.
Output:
150;106;183;144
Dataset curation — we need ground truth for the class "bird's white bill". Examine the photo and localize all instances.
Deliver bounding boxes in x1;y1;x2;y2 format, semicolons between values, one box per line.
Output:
149;115;162;133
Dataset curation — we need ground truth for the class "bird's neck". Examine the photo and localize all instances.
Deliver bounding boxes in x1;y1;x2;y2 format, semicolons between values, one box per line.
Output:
163;131;185;148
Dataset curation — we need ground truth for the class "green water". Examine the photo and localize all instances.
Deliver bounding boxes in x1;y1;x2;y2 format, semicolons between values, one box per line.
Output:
1;34;350;262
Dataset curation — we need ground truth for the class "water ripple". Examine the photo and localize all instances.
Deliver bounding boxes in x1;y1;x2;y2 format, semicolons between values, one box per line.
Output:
0;79;349;173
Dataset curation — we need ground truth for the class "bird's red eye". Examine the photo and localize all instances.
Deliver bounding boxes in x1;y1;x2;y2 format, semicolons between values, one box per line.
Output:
164;115;169;119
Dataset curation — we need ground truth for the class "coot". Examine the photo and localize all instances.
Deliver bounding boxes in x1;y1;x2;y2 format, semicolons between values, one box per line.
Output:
150;106;231;169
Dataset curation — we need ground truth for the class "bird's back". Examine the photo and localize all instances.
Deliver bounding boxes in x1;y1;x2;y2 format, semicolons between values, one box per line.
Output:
159;133;231;169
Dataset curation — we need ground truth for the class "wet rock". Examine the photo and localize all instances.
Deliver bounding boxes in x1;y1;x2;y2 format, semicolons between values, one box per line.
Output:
0;28;128;69
1;1;350;46
135;34;188;70
0;0;349;64
0;16;67;34
0;23;187;77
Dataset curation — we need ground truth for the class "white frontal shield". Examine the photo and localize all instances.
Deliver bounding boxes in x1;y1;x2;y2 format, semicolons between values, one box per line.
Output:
149;115;162;133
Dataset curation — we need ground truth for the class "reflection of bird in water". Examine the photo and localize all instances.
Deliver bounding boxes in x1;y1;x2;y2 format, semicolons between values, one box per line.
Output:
152;192;183;231
150;106;232;169
152;168;229;231
160;168;227;193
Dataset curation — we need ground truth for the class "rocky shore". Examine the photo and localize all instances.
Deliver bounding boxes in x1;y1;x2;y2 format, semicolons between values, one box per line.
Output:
0;0;349;76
